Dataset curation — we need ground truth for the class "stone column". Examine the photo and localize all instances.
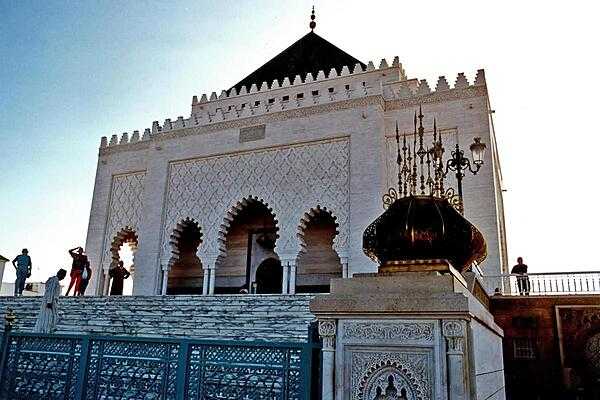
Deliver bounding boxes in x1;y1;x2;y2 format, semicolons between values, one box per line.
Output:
281;264;289;294
318;319;337;400
443;320;468;400
201;255;218;295
340;256;349;278
160;265;169;295
282;259;297;295
202;268;209;295
102;267;110;295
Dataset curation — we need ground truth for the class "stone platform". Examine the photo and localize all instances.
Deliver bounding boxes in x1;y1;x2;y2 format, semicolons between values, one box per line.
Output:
0;294;316;342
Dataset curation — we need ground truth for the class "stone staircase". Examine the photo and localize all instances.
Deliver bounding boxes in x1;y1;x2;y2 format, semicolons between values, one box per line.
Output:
0;294;316;342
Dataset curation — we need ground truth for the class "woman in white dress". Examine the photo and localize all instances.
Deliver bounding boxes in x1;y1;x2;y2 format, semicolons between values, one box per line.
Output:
34;269;67;333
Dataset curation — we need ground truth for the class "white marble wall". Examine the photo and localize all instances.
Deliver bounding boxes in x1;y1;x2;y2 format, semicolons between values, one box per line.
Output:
85;70;506;295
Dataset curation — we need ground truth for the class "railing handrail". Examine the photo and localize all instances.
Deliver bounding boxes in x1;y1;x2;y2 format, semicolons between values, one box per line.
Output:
486;271;600;278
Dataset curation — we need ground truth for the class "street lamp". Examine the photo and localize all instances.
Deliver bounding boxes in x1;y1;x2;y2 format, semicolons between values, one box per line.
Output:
384;106;487;214
439;137;487;214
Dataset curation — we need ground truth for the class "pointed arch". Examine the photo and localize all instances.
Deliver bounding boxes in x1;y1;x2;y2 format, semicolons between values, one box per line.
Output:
102;226;138;295
296;206;342;293
166;218;204;294
109;226;138;266
217;195;280;256
215;196;280;294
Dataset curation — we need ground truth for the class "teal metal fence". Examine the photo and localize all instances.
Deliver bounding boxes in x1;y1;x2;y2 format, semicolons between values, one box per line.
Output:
0;331;320;400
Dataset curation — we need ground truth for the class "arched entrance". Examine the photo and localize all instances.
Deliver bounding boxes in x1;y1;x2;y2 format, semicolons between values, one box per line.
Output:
255;258;283;294
296;208;341;293
217;197;279;294
105;227;138;296
167;219;203;294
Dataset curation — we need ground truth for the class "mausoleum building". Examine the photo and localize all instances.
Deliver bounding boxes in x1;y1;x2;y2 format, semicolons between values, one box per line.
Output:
84;22;507;297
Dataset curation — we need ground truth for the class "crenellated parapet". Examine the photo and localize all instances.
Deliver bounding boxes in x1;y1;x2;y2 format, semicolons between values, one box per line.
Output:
98;60;488;153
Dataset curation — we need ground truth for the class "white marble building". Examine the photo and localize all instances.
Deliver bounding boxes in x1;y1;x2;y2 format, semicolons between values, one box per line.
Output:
84;27;507;297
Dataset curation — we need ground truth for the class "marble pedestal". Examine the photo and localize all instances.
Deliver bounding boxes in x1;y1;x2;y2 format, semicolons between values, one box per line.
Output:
310;268;506;400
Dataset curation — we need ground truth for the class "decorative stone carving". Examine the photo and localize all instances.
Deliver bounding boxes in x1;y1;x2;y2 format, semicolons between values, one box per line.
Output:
352;350;432;400
442;320;465;354
318;319;336;350
100;172;146;271
584;333;600;376
344;321;434;342
161;138;350;262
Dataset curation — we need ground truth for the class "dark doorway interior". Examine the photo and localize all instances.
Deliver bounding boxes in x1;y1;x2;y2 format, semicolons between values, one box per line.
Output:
255;257;282;294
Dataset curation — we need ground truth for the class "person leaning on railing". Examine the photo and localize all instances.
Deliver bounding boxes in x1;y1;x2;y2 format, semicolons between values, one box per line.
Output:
511;257;531;295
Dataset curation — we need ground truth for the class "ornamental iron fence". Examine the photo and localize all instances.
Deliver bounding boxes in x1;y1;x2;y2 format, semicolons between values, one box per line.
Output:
487;271;600;296
0;331;320;400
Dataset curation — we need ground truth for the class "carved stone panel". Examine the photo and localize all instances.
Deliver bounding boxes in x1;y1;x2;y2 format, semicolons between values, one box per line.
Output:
349;349;433;400
342;321;435;345
162;138;350;260
101;172;146;271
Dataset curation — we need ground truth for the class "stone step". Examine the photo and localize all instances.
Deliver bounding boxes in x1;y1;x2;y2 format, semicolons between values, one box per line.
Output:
0;295;316;342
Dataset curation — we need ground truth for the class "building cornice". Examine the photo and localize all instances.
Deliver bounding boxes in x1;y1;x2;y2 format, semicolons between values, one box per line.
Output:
99;85;487;157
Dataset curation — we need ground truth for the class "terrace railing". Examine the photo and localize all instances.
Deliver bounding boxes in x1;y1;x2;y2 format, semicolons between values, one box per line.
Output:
486;271;600;296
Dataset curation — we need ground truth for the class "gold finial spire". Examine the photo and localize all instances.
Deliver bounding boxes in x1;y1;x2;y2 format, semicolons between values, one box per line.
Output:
309;6;316;31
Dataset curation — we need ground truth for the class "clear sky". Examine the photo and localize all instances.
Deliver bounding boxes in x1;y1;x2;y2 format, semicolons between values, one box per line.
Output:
1;0;599;283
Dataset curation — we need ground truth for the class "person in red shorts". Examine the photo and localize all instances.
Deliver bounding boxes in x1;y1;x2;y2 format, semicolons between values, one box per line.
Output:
66;246;89;296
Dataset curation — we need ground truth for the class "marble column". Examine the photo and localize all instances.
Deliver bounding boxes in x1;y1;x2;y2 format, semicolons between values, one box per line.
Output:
318;319;337;400
201;256;218;295
281;264;289;294
202;268;209;295
160;266;169;295
443;320;468;400
288;260;297;295
102;267;110;295
340;256;349;278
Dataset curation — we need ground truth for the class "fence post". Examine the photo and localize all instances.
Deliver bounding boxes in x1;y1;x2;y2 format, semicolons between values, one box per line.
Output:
74;336;91;400
175;340;189;400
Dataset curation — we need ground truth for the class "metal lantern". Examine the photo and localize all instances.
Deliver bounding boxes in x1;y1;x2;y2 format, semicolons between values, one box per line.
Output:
470;137;486;166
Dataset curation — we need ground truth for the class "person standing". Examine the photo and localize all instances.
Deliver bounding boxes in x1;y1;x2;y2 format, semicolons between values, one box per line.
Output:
66;246;87;296
33;269;67;333
12;249;32;296
109;261;130;295
511;257;531;295
78;263;92;296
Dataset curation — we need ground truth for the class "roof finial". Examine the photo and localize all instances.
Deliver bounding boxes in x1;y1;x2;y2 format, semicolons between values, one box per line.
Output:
309;6;316;31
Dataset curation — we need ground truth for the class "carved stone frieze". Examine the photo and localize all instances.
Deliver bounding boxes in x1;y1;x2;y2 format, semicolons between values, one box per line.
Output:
351;350;432;400
343;321;434;343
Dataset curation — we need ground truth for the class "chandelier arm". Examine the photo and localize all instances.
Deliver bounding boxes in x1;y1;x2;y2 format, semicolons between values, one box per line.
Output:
464;158;481;175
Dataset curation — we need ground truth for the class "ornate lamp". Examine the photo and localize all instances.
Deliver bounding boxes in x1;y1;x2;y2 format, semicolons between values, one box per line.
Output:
363;106;487;273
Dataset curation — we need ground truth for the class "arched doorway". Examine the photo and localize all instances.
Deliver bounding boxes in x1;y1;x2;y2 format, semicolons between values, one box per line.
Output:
296;208;341;293
217;198;279;294
255;258;283;294
106;227;138;296
167;219;203;294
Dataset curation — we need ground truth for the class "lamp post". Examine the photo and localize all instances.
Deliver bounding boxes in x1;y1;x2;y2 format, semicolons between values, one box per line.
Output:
387;106;487;215
439;137;487;214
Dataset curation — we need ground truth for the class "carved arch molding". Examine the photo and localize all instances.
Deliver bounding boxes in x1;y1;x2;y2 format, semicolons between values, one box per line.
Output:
161;138;350;262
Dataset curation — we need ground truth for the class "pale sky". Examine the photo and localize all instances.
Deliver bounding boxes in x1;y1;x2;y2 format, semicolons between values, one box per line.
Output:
1;0;599;284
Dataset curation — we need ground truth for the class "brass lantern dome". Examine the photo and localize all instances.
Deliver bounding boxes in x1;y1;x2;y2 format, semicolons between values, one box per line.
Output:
363;195;486;272
363;106;488;273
